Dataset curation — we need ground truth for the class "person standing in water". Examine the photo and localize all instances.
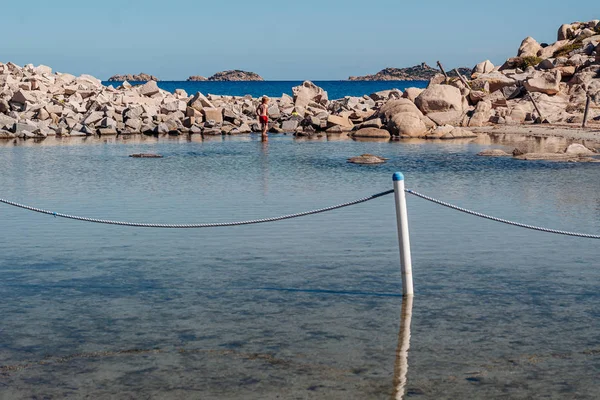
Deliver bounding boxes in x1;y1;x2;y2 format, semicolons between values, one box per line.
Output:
256;96;269;140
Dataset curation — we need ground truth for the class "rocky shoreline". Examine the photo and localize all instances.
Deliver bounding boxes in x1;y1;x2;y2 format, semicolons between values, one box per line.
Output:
0;20;599;157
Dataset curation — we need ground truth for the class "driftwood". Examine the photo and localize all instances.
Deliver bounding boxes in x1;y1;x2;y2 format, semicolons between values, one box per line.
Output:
454;68;472;90
436;61;449;80
524;88;549;123
582;95;591;128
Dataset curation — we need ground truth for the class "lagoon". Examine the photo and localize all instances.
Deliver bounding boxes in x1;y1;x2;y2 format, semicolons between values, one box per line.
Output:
0;134;599;399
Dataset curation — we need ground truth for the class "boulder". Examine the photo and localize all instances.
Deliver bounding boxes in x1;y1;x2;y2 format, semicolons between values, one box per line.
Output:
188;92;215;111
538;40;569;59
378;99;423;121
281;120;299;132
11;90;36;104
369;89;403;101
138;81;160;97
558;24;573;41
468;100;493;127
426;111;464;126
402;88;424;102
387;113;427;137
414;84;462;114
471;72;517;93
564;143;595;156
358;118;383;129
523;71;562;95
326;115;354;131
518;37;542;58
202;108;224;124
268;105;281;119
351;128;391;138
472;60;495;75
292;81;328;116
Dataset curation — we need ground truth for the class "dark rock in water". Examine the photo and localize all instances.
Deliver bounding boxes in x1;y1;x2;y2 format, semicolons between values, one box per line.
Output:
512;148;525;156
129;153;163;158
347;154;388;164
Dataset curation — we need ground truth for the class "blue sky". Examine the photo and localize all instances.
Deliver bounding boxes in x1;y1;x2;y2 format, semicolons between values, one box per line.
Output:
1;0;597;80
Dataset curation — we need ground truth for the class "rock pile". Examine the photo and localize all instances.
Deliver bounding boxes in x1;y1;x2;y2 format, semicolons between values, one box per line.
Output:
0;20;598;141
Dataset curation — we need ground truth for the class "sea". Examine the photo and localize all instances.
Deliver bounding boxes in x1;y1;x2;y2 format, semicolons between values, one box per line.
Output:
0;84;599;399
100;80;429;99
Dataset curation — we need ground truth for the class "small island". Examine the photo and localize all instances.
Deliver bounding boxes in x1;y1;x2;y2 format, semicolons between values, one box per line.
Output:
107;73;158;82
187;70;264;82
187;76;208;81
349;62;471;81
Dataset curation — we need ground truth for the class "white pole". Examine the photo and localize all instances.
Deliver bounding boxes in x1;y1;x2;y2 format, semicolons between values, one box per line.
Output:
393;172;414;296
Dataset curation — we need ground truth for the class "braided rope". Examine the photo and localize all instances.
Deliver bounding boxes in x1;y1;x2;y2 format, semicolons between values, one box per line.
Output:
0;190;394;229
405;189;600;240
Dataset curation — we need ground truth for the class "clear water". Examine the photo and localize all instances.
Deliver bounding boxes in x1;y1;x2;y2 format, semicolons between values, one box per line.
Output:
100;80;429;100
0;134;599;399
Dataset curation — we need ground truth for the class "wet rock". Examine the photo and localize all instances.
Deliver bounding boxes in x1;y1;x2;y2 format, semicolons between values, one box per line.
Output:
347;154;388;164
350;128;391;139
477;149;512;157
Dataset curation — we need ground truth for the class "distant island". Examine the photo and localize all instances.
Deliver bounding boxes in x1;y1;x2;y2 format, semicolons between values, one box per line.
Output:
107;73;158;82
348;63;471;81
187;70;264;82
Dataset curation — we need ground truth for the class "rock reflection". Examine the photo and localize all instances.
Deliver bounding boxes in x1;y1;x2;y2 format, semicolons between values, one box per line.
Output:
392;295;414;400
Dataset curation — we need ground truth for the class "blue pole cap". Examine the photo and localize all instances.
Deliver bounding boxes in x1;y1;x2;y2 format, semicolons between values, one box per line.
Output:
393;172;404;181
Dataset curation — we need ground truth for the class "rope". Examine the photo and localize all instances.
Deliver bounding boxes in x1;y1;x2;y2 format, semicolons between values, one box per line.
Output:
405;189;600;240
2;188;598;239
0;190;394;229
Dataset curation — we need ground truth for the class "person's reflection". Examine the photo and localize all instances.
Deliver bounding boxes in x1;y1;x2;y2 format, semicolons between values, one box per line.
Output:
259;139;269;196
392;295;414;400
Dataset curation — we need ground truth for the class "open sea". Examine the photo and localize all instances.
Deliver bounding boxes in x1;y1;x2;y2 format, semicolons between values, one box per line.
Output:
0;105;599;398
100;80;429;99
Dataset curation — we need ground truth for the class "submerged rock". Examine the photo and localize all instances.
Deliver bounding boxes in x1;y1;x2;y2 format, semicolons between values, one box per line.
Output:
347;154;388;164
129;153;163;158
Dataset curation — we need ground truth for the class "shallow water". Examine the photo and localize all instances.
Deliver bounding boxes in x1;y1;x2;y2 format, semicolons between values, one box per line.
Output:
0;134;599;399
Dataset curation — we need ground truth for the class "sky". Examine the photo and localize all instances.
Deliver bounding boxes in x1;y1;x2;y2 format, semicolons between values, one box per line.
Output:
1;0;597;80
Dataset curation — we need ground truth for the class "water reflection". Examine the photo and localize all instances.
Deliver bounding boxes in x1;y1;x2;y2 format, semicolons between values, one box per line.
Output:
392;295;414;400
260;140;269;195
